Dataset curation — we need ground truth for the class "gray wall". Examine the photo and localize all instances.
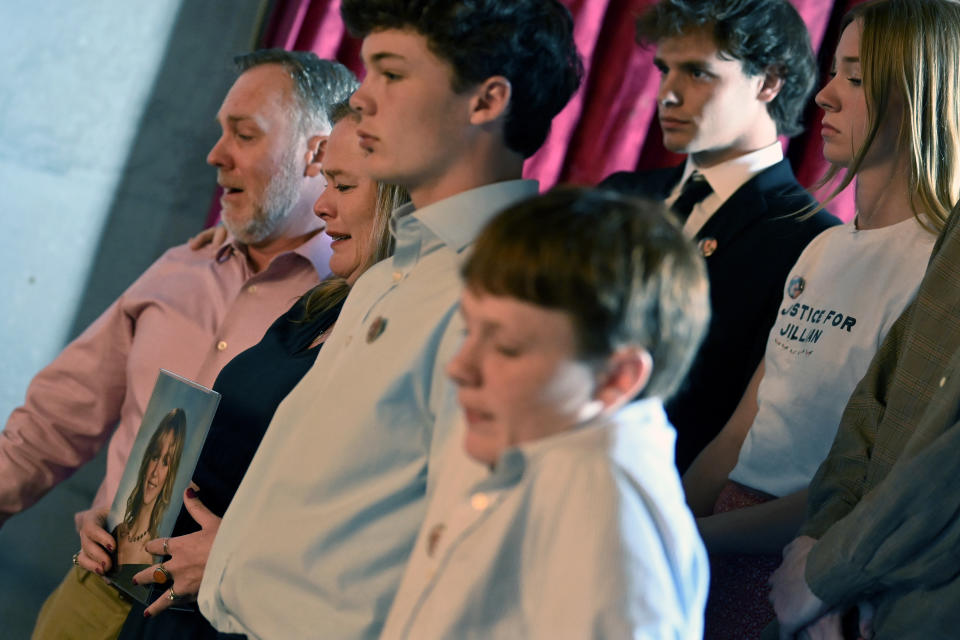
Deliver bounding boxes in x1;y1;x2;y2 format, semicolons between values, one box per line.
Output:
0;0;267;419
0;1;268;634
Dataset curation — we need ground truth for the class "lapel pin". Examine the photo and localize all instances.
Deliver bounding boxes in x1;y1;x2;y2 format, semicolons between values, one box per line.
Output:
426;523;446;557
788;276;806;299
698;237;718;258
366;316;388;343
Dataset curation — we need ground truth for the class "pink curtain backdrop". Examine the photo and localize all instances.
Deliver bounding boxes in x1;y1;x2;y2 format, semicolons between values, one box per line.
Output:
208;0;868;227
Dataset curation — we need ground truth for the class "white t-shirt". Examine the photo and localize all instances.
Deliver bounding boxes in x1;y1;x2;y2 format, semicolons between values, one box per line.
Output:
729;216;935;497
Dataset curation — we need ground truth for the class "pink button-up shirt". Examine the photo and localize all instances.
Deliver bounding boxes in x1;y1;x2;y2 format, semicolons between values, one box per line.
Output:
0;233;331;528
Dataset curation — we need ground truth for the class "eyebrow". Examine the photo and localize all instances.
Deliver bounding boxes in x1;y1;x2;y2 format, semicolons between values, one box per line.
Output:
369;51;406;64
653;56;712;70
839;56;860;64
214;114;254;126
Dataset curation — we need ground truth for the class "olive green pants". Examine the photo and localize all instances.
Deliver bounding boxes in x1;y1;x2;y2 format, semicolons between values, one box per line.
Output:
32;565;132;640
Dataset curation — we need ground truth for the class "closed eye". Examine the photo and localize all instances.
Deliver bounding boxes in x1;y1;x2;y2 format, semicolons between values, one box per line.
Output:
495;344;522;357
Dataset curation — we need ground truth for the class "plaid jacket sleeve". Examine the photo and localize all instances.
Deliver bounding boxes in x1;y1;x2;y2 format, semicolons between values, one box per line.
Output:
800;209;960;607
800;299;911;540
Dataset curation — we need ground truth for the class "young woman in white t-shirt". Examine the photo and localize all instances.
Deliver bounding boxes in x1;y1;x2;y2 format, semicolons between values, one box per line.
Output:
681;0;960;637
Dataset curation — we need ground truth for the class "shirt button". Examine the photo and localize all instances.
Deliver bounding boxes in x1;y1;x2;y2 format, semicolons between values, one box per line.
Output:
216;340;228;351
470;493;490;511
940;376;947;387
247;285;258;293
392;271;403;282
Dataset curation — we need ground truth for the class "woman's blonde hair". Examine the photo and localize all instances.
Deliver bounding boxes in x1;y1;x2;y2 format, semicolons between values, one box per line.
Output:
818;0;960;232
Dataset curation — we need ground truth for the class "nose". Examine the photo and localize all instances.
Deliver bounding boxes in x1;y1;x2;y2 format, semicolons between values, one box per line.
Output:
446;335;481;388
814;78;838;113
207;134;231;169
658;72;680;107
313;186;335;220
657;71;683;107
350;77;375;116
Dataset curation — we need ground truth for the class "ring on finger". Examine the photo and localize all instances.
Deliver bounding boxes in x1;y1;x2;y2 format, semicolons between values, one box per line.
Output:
153;563;172;585
168;586;184;601
72;551;80;567
161;537;170;555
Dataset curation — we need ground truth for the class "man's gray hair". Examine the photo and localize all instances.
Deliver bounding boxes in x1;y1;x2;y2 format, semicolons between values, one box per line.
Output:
234;49;358;135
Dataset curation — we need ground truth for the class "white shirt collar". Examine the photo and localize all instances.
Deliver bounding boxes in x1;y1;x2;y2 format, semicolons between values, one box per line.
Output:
392;179;539;253
677;141;784;204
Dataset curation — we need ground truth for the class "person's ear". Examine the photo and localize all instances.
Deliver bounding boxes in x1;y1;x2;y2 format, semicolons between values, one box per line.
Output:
592;347;653;412
304;135;328;177
757;67;784;104
469;76;512;126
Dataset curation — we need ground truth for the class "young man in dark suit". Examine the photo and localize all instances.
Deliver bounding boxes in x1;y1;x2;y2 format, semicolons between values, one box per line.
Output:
602;0;839;471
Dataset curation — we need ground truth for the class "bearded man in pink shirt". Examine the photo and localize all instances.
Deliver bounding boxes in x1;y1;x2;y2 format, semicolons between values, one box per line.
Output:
0;50;354;560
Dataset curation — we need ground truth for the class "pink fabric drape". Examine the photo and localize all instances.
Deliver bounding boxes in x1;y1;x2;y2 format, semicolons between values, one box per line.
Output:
207;0;869;226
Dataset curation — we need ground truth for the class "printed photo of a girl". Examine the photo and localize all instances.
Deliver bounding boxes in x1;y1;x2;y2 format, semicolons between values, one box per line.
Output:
113;408;186;567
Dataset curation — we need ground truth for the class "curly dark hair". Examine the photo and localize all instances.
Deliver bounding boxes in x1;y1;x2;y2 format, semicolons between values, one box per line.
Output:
637;0;816;137
340;0;583;158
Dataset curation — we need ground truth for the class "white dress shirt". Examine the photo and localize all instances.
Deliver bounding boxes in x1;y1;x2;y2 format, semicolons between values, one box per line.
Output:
381;400;708;639
198;180;539;640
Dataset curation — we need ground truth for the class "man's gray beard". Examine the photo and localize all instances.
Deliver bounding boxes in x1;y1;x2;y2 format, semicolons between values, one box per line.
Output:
223;148;302;245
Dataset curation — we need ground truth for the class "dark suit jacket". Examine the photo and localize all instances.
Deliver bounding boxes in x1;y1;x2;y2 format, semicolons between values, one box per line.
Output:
602;160;840;471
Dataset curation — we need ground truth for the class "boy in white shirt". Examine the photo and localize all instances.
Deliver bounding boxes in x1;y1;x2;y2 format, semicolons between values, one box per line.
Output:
382;188;711;639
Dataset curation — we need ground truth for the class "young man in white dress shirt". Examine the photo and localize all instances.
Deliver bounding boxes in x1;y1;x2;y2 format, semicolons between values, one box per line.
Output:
196;2;583;638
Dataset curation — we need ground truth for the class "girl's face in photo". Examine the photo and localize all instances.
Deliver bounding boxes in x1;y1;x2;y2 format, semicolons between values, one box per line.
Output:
142;429;174;506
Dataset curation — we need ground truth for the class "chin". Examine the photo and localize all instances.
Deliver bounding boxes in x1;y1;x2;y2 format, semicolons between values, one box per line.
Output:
822;152;851;167
463;434;499;468
219;214;247;240
662;137;693;155
328;261;354;281
220;207;247;225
